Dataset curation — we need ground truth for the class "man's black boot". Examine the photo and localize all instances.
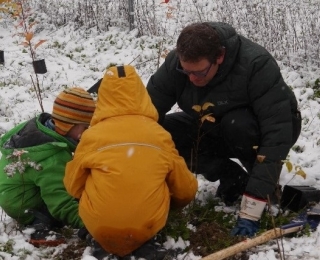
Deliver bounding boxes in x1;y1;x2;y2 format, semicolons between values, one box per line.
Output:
215;159;249;205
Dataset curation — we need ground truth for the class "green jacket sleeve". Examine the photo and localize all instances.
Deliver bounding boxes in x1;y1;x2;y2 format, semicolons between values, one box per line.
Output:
34;150;84;228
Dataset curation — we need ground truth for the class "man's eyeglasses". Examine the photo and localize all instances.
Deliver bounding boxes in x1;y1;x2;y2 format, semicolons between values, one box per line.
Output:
176;61;213;78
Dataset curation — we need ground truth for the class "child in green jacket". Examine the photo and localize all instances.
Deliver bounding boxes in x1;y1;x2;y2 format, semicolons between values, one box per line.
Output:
0;87;95;246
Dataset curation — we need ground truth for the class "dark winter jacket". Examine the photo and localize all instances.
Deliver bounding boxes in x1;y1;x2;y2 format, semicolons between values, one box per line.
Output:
0;113;83;228
146;22;300;198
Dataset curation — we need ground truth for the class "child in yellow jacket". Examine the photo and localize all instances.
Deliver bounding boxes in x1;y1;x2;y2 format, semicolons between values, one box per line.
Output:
64;65;198;259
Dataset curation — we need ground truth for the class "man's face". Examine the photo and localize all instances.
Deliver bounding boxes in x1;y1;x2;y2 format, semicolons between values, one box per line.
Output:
179;54;225;87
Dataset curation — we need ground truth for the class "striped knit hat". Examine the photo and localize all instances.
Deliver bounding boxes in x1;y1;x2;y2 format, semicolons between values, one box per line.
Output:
52;87;95;135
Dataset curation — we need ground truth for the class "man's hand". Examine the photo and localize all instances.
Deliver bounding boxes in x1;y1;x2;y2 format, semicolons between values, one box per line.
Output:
231;193;267;237
231;218;259;237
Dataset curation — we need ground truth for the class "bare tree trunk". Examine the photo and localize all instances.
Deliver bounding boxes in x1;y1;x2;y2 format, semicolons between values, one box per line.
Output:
128;0;134;30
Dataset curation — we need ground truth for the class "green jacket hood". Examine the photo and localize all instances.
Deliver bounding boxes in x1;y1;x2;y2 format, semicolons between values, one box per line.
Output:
0;113;76;162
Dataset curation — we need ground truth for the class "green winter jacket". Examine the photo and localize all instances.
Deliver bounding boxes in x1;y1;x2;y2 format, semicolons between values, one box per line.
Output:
146;22;300;198
0;113;83;228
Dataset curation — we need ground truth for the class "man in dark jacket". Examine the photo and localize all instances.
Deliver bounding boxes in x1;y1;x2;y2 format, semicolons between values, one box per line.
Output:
146;22;301;237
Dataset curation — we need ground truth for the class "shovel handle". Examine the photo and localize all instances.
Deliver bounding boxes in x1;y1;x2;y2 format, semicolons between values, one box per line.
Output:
200;223;304;260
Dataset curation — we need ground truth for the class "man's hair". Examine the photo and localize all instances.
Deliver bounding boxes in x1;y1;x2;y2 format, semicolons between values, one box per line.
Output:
176;22;224;64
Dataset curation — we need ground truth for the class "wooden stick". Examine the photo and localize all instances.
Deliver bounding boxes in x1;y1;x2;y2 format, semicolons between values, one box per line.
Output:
201;224;304;260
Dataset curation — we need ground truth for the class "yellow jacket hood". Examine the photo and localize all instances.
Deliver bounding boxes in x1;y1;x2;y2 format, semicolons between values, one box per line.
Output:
90;65;159;126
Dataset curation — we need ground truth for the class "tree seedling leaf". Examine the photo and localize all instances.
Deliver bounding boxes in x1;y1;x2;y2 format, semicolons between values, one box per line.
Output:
295;165;302;171
296;169;306;179
0;7;9;12
192;105;201;113
200;114;214;123
25;32;33;41
206;116;215;123
20;41;29;47
166;12;173;19
28;21;37;30
202;102;214;111
286;161;293;173
34;39;47;49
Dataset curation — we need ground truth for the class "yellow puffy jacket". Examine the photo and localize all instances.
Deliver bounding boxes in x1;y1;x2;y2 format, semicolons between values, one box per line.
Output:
64;65;198;256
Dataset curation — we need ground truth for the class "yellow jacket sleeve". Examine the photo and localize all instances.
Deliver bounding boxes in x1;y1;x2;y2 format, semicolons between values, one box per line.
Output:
64;154;90;199
166;149;198;209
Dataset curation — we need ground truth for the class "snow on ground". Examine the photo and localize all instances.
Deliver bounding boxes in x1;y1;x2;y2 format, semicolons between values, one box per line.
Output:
1;0;320;259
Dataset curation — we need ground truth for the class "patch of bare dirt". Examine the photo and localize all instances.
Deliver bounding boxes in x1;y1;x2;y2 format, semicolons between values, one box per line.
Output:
189;221;249;260
58;240;87;260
